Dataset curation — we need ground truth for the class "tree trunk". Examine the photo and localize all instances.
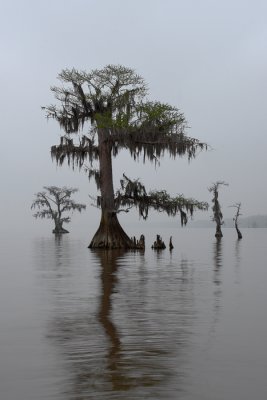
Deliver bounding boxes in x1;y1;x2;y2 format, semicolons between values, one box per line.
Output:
215;223;223;238
89;210;133;248
89;128;133;249
235;222;242;239
53;220;69;234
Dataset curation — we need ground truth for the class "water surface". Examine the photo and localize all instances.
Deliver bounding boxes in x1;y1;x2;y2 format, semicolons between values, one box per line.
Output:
1;228;267;399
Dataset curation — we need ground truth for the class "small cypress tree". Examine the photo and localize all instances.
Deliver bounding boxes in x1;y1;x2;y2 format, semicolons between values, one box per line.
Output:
31;186;86;233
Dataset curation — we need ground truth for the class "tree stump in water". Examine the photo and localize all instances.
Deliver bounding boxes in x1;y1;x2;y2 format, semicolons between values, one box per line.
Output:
151;235;166;250
131;234;145;250
169;236;174;250
236;228;242;239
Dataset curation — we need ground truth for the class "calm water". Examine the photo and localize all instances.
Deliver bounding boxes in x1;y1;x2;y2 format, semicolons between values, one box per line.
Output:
1;228;267;399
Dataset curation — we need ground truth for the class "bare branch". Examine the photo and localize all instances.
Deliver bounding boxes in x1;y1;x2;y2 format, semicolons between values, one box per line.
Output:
115;174;208;224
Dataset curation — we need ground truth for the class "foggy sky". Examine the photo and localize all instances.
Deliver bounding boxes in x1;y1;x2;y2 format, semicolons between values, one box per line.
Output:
1;0;267;235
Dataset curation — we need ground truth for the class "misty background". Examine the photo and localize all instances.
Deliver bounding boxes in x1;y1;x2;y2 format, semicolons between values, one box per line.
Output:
1;0;266;236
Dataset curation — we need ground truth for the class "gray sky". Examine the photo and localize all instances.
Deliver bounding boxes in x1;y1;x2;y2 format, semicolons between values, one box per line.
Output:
1;0;267;234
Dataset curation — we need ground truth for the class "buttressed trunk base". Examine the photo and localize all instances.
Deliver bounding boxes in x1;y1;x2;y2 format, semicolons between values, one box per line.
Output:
89;211;134;249
53;227;69;234
53;221;69;234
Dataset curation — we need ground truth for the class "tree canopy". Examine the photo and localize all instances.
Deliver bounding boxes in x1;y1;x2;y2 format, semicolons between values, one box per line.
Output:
46;65;207;169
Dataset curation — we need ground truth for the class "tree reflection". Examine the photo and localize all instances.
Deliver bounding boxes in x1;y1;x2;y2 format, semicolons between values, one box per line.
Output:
93;249;175;392
211;238;223;328
213;238;223;286
234;238;242;284
36;240;195;398
95;249;130;390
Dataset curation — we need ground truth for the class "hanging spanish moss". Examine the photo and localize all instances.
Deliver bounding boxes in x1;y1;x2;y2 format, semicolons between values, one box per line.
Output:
115;174;208;224
208;181;228;238
47;66;207;172
44;65;209;249
51;135;99;170
84;166;101;189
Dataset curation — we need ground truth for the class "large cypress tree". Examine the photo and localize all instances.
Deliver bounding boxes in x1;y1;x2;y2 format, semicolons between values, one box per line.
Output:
44;65;208;248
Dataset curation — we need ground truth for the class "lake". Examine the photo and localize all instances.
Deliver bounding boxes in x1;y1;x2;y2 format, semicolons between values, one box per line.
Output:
1;228;267;399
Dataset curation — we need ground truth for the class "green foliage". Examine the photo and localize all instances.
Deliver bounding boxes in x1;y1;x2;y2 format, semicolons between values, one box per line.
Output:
45;64;207;187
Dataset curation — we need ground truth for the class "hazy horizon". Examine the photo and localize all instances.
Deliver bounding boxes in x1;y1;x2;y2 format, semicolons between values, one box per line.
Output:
1;0;267;235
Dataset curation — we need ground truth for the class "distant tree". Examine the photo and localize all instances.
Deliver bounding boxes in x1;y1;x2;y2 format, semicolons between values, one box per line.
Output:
230;202;242;239
208;181;228;238
31;186;86;234
43;65;208;248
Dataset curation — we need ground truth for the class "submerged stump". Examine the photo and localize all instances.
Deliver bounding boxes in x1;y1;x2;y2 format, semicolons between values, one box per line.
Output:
236;225;242;239
132;234;145;250
152;234;166;250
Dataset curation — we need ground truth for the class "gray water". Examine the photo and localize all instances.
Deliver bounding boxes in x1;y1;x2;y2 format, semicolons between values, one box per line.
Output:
1;228;267;399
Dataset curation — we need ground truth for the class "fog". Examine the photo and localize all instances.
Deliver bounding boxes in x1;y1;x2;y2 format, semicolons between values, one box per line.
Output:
1;0;267;235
